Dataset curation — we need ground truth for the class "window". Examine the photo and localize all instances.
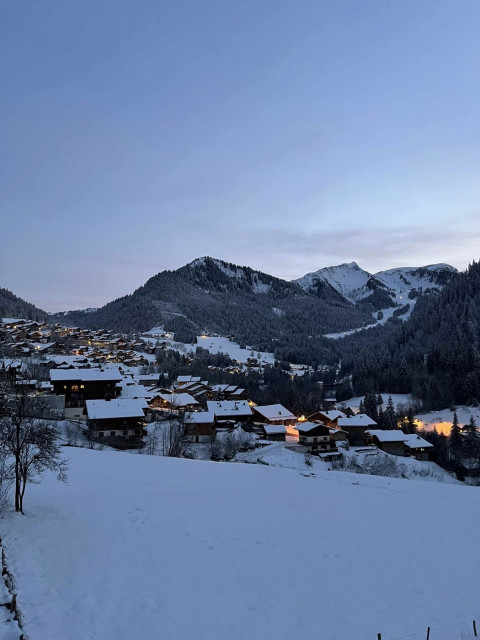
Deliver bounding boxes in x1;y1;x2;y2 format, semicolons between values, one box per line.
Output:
110;431;116;437
123;430;128;436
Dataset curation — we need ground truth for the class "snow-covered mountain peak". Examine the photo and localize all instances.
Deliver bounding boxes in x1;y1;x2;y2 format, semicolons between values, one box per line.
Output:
294;262;372;303
295;261;457;317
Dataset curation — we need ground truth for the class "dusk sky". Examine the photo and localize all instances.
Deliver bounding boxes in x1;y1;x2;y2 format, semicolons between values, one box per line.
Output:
2;0;480;311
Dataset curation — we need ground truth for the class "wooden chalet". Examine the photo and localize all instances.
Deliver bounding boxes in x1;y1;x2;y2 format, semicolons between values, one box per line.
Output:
85;398;147;448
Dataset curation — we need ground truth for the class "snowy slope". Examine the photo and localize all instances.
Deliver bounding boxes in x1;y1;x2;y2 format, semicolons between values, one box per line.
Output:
2;447;480;640
296;262;456;304
295;261;372;303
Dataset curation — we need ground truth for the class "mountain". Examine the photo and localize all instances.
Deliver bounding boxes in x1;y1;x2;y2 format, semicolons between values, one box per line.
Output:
338;260;480;408
53;257;374;365
295;262;457;311
0;287;47;322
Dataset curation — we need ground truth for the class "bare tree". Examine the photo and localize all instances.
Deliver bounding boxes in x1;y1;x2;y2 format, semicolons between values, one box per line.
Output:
0;383;67;514
0;449;12;516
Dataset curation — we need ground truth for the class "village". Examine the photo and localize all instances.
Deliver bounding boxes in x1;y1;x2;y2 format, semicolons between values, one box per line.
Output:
0;316;436;466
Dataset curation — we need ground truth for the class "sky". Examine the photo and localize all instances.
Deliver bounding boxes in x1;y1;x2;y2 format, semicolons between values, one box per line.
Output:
1;0;480;311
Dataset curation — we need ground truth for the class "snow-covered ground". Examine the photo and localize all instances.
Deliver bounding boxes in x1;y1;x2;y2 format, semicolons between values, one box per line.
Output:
339;396;480;435
144;330;276;365
339;394;414;412
2;447;479;640
415;406;480;435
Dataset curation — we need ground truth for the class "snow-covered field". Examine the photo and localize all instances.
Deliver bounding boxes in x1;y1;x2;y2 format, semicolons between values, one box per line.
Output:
415;406;480;435
339;393;414;412
2;447;479;640
144;330;276;365
339;396;480;435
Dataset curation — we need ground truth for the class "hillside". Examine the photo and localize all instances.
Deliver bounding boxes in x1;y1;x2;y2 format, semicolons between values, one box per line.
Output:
0;287;47;322
51;257;374;365
2;447;479;640
295;261;456;311
339;260;480;407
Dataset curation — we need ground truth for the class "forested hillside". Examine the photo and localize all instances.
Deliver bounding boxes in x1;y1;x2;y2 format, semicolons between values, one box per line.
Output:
52;257;374;365
0;287;47;322
340;261;480;408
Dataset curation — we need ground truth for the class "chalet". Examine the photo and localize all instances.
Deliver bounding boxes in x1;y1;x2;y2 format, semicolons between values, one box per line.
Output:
49;368;123;411
150;392;199;412
308;409;347;427
211;384;248;400
176;376;201;387
258;423;286;441
403;433;435;461
138;374;162;387
323;396;337;409
206;400;253;423
184;411;216;443
336;414;377;446
253;404;296;426
296;421;339;456
85;398;147;448
367;430;408;456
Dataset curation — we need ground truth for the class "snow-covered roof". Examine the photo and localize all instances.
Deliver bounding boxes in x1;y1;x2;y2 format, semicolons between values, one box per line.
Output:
338;414;377;428
86;398;147;420
50;368;122;383
185;411;215;424
177;376;201;384
296;421;326;433
367;430;408;443
262;424;287;435
118;384;153;400
156;393;199;406
402;433;434;449
206;400;252;418
317;410;346;421
253;404;295;421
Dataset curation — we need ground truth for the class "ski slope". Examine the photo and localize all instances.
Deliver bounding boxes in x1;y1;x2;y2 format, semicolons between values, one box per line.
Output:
2;447;480;640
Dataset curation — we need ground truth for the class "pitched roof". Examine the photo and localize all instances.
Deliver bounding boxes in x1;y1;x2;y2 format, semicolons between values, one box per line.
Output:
402;433;434;449
184;411;216;424
50;368;123;383
206;400;252;418
253;404;296;421
367;430;408;443
262;424;287;435
296;421;327;433
86;398;147;420
338;414;377;428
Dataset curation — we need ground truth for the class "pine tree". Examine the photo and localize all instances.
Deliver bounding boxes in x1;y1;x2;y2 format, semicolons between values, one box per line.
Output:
363;392;378;421
463;416;480;469
376;393;384;406
384;396;397;430
449;412;463;460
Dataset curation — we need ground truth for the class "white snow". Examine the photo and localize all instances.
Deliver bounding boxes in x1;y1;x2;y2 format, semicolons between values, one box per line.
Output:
252;404;295;421
143;332;276;365
85;398;147;420
3;447;479;640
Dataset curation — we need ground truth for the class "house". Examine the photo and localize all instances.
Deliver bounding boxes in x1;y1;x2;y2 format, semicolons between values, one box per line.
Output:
85;398;148;448
253;404;296;426
150;392;199;412
50;368;123;413
367;430;409;456
258;423;286;441
184;411;216;443
336;414;377;446
308;409;346;427
176;376;201;387
206;400;253;423
296;421;339;456
403;433;435;461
